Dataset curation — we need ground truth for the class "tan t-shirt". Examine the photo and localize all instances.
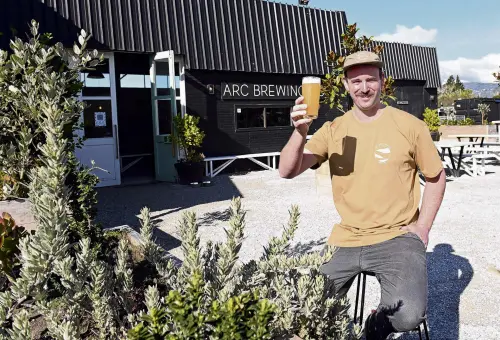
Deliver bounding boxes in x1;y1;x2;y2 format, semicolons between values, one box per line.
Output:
304;106;443;247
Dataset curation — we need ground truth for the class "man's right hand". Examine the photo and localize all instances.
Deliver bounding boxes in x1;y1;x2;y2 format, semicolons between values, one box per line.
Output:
291;96;312;137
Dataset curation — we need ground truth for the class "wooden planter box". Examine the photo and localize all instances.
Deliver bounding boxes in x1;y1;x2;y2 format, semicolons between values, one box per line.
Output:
439;124;497;140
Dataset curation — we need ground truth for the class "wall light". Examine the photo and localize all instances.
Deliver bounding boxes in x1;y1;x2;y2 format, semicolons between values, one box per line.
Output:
207;84;215;95
87;70;105;79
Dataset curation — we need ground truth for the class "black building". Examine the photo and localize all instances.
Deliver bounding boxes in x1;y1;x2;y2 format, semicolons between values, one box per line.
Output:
454;98;500;124
1;0;442;186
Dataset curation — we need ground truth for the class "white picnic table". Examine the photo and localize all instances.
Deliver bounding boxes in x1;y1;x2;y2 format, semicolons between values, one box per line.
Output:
493;121;500;134
434;141;481;177
448;134;500;146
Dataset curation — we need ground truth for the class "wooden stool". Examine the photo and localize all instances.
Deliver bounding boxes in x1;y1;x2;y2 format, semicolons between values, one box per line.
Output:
353;272;430;340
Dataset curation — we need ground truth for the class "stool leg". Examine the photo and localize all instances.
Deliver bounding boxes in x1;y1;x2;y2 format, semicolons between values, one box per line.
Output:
423;320;430;340
360;273;366;325
354;275;361;324
418;325;423;340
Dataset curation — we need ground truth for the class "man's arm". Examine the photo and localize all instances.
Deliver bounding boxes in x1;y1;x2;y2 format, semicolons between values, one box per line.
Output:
279;129;319;179
279;97;321;179
401;169;446;246
401;124;447;246
417;169;446;229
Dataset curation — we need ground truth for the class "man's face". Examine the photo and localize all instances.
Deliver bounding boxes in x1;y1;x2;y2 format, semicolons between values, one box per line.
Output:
343;65;383;111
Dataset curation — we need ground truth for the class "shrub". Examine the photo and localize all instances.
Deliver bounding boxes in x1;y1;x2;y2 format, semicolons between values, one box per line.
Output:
0;20;102;245
129;200;362;340
128;274;276;339
423;107;440;132
462;117;475;125
0;173;15;201
172;113;205;163
443;118;475;126
0;212;29;278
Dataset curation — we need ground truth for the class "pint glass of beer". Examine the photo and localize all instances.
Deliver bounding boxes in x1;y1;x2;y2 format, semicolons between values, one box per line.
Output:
301;76;321;119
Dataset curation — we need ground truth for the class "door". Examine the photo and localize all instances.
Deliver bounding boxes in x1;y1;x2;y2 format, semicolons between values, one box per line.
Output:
75;53;121;187
150;51;185;182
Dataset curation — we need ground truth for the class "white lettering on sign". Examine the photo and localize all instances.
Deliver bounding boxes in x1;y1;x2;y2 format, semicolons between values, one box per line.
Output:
221;83;303;99
291;85;302;97
268;84;275;97
276;85;286;97
261;84;268;96
254;84;260;96
222;84;232;97
241;84;249;96
232;84;241;97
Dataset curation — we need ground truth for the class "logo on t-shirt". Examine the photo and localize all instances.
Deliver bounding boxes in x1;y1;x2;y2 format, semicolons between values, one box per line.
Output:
374;143;391;164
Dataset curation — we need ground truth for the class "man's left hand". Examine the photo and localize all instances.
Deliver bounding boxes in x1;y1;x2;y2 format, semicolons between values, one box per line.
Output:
400;222;430;247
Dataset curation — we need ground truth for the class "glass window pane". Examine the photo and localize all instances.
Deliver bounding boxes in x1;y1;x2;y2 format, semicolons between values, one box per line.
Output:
155;61;180;96
81;59;111;96
175;63;180;96
157;100;172;135
176;99;181;116
236;107;264;129
266;107;291;127
156;62;171;96
83;100;113;138
120;74;150;88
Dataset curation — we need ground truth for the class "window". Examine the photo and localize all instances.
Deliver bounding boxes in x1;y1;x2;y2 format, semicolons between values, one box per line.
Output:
236;105;291;130
237;107;265;129
155;62;180;96
80;59;111;96
120;74;151;88
156;99;182;135
157;100;172;135
266;107;291;127
83;100;113;138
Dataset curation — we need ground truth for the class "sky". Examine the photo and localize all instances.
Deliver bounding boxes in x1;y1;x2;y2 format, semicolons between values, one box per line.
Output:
278;0;500;83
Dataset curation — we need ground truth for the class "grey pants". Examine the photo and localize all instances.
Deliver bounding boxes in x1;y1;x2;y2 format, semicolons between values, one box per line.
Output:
320;232;427;339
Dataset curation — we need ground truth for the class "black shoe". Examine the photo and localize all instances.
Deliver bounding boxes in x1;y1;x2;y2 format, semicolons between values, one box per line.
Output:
364;309;396;340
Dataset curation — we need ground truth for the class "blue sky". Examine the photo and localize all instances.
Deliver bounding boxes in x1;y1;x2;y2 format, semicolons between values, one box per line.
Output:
277;0;500;83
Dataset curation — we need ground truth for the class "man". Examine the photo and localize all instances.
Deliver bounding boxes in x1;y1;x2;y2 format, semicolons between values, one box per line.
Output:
278;51;446;339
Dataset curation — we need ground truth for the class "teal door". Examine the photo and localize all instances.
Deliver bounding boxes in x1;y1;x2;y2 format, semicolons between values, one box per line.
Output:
150;51;184;182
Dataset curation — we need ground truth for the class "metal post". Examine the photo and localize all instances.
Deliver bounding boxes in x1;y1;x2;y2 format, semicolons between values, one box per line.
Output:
354;275;361;324
360;273;366;325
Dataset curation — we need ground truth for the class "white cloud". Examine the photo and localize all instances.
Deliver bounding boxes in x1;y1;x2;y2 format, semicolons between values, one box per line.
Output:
373;25;437;45
439;54;500;83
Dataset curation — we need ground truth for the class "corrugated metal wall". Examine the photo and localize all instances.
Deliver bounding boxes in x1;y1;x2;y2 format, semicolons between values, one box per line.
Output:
1;0;347;76
1;0;441;87
372;41;441;88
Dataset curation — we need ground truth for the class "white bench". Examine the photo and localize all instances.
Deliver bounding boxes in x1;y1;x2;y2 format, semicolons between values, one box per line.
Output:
471;153;498;177
462;146;500;177
203;152;280;178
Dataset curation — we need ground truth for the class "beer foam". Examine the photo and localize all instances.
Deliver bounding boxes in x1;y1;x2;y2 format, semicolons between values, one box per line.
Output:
302;76;321;84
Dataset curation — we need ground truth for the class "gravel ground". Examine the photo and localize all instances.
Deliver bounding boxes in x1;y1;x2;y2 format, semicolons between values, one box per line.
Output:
97;163;500;340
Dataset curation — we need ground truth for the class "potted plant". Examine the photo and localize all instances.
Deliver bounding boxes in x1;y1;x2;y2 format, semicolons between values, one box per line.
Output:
423;107;441;141
172;113;206;184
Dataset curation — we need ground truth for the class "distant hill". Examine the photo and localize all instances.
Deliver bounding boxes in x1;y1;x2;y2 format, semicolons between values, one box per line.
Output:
463;82;500;98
